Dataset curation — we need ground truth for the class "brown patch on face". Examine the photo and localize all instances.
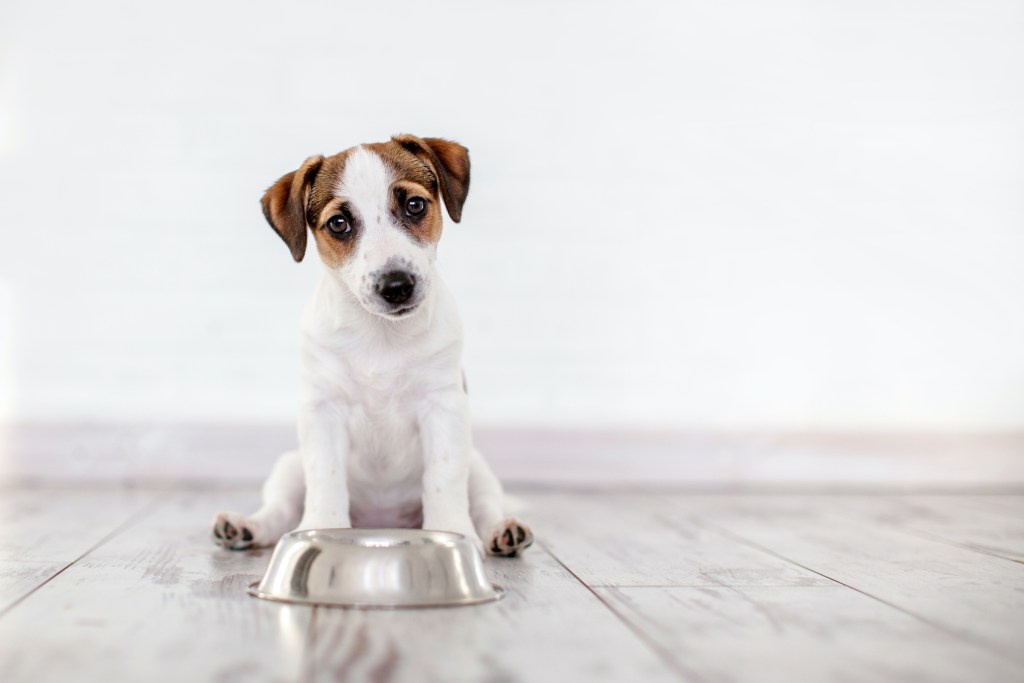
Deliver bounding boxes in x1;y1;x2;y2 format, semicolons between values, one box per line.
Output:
300;150;361;269
259;136;470;264
309;198;360;269
389;135;470;223
390;179;443;244
364;141;444;245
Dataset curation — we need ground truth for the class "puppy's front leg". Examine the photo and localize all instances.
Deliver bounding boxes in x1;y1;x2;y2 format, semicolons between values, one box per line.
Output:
296;402;351;530
419;394;478;545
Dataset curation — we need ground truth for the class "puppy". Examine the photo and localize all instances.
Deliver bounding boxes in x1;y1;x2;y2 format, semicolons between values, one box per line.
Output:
211;135;532;557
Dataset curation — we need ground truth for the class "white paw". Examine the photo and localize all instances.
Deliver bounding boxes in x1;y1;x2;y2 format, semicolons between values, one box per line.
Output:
211;511;257;550
486;518;534;557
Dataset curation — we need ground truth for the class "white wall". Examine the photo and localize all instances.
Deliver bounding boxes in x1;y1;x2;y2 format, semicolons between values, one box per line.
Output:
1;0;1022;431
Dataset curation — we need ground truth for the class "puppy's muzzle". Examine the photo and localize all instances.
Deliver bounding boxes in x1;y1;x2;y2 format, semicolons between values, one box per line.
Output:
377;270;416;306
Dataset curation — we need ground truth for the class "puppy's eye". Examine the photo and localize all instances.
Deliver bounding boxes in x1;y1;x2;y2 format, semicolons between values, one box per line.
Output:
326;214;352;238
405;197;426;216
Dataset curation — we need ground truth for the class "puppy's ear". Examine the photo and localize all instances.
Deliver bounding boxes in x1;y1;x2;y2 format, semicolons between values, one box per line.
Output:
260;155;324;262
392;135;470;222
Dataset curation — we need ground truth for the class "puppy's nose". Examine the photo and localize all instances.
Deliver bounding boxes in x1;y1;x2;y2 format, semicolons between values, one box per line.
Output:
377;270;416;304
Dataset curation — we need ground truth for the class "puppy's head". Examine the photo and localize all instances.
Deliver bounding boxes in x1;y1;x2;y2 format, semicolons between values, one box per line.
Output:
261;135;470;319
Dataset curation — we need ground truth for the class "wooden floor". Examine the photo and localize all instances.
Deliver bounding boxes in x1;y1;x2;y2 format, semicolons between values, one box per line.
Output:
0;487;1021;682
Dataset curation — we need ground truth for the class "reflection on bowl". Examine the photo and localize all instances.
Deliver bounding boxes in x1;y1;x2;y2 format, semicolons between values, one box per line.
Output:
248;528;503;609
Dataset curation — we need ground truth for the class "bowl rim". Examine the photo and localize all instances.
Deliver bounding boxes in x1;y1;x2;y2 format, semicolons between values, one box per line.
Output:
286;527;471;547
246;581;505;610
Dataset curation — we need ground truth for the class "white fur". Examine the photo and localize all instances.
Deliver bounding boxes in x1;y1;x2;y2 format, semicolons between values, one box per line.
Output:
212;146;531;557
334;147;434;319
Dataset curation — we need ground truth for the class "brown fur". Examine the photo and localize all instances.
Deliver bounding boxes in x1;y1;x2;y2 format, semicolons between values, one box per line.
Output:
260;135;471;265
390;135;470;223
310;197;359;269
392;179;443;244
261;155;324;262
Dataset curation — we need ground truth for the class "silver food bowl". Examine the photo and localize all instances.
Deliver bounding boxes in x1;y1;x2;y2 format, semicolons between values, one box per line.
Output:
248;528;503;609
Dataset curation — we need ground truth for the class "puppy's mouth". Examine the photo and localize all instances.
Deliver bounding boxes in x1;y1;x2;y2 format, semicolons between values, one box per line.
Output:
366;302;420;320
388;305;417;317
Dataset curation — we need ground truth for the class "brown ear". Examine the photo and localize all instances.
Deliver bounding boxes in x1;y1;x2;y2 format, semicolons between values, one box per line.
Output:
260;155;324;262
392;135;470;222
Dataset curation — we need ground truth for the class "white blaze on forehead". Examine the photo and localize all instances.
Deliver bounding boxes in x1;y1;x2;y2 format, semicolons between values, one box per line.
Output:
336;146;393;225
329;145;434;315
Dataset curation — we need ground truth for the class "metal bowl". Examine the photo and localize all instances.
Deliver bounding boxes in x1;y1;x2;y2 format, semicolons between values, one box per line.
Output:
247;528;503;609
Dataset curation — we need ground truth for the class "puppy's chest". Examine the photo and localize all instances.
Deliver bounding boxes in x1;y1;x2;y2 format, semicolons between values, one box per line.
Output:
331;351;434;472
344;372;427;515
306;328;457;475
337;357;432;421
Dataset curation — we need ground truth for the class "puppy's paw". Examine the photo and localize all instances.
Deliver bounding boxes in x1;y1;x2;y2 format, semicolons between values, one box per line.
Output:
486;519;534;557
211;512;256;551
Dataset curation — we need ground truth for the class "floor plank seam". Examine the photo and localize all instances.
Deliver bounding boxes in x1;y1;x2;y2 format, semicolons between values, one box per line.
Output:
0;493;165;620
537;541;696;683
700;519;1024;669
884;526;1024;566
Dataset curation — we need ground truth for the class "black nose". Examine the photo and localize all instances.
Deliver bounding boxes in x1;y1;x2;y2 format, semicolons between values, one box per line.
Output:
377;270;416;304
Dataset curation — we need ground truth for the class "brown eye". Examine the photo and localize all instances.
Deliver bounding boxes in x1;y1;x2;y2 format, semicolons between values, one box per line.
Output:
326;214;351;238
405;197;426;216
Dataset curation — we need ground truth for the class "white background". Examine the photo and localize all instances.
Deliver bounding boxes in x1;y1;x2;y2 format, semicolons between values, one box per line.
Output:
1;0;1022;431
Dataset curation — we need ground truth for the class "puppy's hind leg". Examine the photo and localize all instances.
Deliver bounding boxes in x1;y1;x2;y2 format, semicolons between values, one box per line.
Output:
468;449;533;557
212;450;304;550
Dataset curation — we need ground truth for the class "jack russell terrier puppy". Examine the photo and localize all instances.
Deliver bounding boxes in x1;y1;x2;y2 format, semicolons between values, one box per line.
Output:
211;135;533;557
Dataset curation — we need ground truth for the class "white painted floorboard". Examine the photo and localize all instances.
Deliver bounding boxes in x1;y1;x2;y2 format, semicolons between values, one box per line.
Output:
598;585;1023;683
526;492;832;587
0;488;1021;682
833;495;1024;561
676;495;1024;670
0;492;308;683
531;492;1024;681
0;488;154;613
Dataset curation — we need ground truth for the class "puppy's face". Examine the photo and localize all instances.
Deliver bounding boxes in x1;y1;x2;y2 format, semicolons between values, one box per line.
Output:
262;135;470;319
